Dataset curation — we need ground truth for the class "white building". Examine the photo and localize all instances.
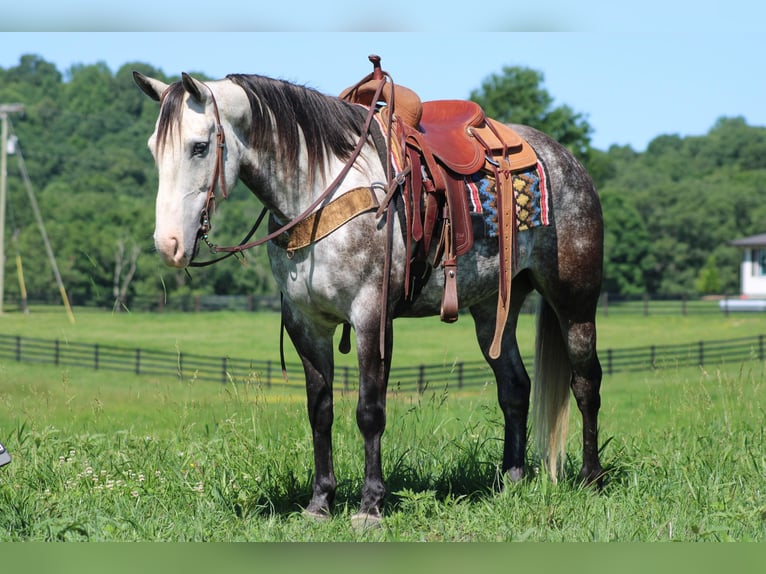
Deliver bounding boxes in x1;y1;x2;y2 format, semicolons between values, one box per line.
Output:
729;233;766;297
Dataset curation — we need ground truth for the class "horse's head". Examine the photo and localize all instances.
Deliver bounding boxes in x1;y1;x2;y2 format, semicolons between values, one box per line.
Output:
134;72;243;268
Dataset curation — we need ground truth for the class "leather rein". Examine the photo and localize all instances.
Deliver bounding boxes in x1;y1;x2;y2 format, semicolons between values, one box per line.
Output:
189;76;390;267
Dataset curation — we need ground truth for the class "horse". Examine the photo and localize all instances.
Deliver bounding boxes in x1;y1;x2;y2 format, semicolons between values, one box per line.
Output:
133;65;605;526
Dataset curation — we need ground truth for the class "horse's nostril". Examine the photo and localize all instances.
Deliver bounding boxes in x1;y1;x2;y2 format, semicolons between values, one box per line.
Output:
155;235;187;268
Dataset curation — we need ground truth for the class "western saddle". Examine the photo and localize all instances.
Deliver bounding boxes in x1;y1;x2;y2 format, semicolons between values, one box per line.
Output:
340;55;539;359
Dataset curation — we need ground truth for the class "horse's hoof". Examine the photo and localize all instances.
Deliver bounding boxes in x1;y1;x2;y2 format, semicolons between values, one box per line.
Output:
580;467;606;490
303;508;331;522
506;467;524;483
350;511;382;530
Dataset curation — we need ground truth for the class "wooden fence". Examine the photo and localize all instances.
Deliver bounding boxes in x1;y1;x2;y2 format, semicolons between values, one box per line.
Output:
2;332;765;391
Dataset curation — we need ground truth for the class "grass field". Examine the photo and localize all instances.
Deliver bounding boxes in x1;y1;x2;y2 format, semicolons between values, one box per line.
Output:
1;307;765;541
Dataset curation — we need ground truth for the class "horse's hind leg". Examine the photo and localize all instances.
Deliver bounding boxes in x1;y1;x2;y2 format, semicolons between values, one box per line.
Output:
470;276;534;484
543;296;604;486
281;304;337;517
565;315;604;485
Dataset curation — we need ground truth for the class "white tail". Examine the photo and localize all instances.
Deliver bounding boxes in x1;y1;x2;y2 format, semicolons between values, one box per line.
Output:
532;298;571;481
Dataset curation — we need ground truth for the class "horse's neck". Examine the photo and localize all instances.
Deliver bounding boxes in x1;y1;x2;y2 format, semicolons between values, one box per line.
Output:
241;138;383;222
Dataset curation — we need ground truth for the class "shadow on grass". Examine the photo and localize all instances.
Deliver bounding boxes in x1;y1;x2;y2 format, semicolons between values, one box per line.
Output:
226;433;622;520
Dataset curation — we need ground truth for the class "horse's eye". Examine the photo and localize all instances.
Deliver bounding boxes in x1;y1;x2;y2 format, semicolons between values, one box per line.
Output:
192;142;209;157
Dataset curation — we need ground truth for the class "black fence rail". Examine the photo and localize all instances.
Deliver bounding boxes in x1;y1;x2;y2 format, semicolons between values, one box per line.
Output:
125;293;758;316
598;294;766;316
2;333;765;391
10;293;766;316
602;335;765;374
0;334;300;388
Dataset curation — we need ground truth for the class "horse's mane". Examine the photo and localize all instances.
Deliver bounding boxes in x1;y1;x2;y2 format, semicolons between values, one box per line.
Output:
155;81;186;154
155;74;371;186
231;74;370;179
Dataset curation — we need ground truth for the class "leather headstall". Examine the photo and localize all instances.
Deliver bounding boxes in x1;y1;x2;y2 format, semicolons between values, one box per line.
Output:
190;76;388;268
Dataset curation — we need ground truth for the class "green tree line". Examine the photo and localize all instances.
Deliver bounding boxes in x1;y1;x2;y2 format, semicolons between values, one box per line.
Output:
0;55;274;310
1;55;764;309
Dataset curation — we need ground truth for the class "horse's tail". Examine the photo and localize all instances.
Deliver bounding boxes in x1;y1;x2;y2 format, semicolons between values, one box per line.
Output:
532;298;571;482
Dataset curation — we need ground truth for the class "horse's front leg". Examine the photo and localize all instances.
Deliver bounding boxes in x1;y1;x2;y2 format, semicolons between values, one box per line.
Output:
352;316;392;526
281;304;337;518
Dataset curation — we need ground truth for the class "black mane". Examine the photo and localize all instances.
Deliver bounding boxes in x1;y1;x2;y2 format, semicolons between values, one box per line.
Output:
155;81;186;154
227;74;369;184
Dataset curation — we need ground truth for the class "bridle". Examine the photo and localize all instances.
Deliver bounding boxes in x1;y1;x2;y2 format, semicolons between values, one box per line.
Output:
194;88;230;264
189;75;390;268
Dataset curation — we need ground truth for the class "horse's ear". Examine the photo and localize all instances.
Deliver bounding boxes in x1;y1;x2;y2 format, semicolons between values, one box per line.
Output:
133;71;168;102
181;73;209;105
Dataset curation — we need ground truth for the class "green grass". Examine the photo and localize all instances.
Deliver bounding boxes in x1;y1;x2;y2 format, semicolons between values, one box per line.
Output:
1;308;765;540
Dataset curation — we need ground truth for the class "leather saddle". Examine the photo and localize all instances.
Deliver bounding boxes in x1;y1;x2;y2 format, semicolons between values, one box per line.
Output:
340;56;538;358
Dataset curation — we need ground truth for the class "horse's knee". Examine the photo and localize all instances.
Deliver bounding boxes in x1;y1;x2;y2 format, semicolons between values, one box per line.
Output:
308;387;334;433
356;399;386;438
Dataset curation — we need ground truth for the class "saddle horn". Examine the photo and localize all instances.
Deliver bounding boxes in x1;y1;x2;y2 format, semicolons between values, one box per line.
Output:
339;54;423;128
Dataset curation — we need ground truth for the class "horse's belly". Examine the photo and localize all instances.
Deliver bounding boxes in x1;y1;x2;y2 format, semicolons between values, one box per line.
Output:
397;247;501;318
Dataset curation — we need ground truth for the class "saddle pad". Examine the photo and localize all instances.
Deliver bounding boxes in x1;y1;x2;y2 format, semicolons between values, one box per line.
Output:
466;162;549;235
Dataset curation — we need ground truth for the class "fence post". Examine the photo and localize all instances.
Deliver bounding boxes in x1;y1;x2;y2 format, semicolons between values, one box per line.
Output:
418;365;426;394
682;294;687;316
15;336;21;362
650;345;656;369
135;348;141;375
759;335;764;362
457;362;464;389
698;341;704;367
54;338;60;366
601;292;609;317
606;348;613;376
94;344;100;370
643;293;649;316
265;360;272;388
221;357;228;384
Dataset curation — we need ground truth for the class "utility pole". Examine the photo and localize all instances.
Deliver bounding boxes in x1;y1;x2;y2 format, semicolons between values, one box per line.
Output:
0;103;25;315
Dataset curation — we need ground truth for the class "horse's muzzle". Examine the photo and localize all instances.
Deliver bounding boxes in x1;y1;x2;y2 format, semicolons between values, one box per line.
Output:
155;234;192;268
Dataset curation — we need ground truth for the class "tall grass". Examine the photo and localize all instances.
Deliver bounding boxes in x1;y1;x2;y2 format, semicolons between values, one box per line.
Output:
1;309;765;540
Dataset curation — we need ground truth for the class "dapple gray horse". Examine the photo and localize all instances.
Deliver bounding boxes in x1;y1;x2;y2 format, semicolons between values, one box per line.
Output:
134;69;604;525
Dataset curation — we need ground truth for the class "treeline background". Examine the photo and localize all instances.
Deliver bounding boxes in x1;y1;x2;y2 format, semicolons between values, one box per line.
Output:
1;55;765;309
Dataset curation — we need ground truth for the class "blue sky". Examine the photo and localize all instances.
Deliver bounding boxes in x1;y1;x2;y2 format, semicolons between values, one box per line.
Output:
1;2;764;151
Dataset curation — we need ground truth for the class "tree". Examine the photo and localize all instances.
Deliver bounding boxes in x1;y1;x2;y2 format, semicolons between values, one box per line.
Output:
112;239;141;312
469;66;593;160
694;254;722;295
599;189;652;295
